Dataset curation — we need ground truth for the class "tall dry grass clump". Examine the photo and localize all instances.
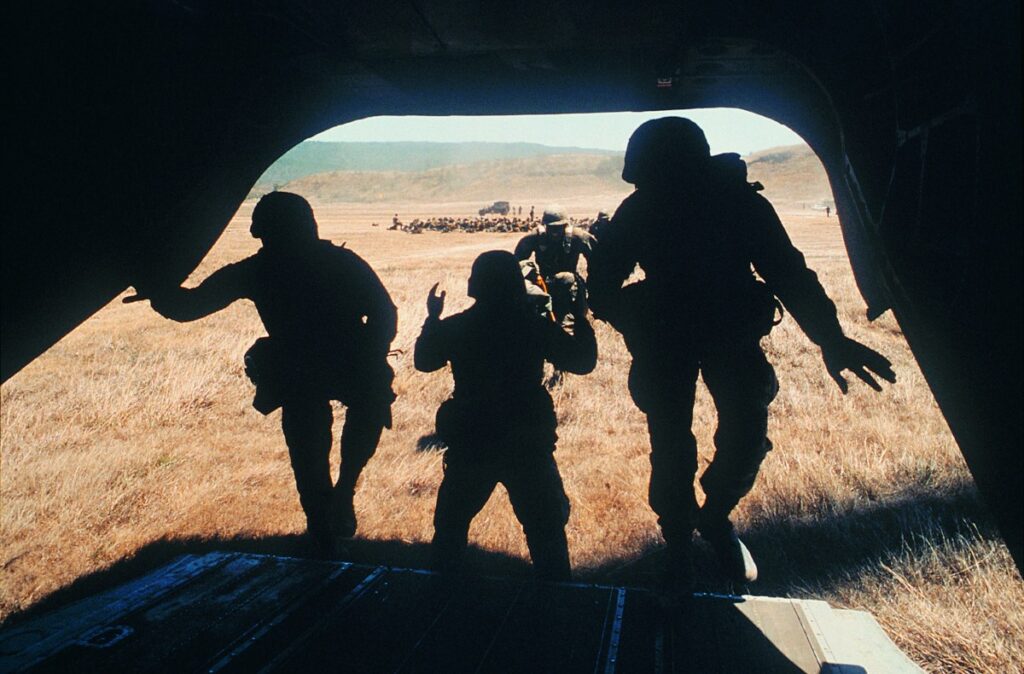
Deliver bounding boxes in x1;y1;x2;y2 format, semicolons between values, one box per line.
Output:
2;202;1021;672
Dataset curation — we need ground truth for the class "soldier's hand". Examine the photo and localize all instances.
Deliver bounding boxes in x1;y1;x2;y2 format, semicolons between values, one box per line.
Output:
822;336;896;394
426;282;446;319
573;283;590;319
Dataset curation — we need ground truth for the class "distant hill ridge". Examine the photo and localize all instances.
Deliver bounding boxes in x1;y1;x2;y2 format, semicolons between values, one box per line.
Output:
254;140;621;189
255;142;831;207
744;145;833;206
280;153;627;203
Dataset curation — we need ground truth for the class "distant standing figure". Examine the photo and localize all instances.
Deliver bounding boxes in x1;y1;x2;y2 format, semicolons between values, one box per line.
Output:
415;251;597;581
133;192;397;556
826;206;831;218
589;118;895;594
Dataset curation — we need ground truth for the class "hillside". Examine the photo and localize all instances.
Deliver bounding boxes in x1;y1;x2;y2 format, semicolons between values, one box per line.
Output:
280;153;628;203
254;140;621;190
266;143;834;208
744;144;834;208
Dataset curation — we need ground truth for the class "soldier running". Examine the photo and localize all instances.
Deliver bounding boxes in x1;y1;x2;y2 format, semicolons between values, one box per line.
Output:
415;251;597;581
588;118;895;595
514;206;596;327
130;192;397;556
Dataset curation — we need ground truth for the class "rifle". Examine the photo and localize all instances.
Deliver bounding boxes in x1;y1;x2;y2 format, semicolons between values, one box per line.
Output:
533;273;557;322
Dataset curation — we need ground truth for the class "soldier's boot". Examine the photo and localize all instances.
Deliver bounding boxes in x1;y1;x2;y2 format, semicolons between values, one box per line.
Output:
334;409;386;540
657;537;696;610
525;532;572;583
697;510;757;584
304;503;337;560
430;528;469;585
330;486;357;540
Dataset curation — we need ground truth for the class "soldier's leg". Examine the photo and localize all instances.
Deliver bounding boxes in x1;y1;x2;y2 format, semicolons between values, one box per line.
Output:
432;457;498;575
696;345;778;583
699;345;779;519
630;357;702;546
503;453;572;582
281;399;334;551
646;412;701;541
336;403;388;491
329;402;388;538
633;357;701;599
546;272;577;326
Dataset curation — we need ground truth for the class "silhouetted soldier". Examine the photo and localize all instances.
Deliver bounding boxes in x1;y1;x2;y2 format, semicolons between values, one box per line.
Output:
590;210;611;240
132;192;397;556
589;118;895;593
514;206;595;326
415;251;597;581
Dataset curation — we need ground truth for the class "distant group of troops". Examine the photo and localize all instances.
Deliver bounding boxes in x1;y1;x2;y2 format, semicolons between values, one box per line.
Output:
382;212;606;235
132;117;895;601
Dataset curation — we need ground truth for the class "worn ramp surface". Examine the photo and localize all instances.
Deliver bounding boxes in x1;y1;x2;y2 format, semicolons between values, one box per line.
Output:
0;552;920;673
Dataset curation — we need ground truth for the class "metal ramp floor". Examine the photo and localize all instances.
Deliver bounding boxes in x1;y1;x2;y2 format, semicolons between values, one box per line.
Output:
0;552;920;673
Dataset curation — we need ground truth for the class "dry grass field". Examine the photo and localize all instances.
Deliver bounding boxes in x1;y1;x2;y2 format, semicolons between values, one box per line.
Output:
2;198;1022;672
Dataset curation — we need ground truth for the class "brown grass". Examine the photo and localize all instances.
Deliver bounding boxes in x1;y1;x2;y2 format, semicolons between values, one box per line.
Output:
2;200;1022;672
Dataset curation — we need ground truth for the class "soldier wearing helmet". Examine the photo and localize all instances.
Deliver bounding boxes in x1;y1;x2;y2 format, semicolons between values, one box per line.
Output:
415;250;597;581
131;191;397;557
588;118;896;597
590;210;611;240
514;206;595;327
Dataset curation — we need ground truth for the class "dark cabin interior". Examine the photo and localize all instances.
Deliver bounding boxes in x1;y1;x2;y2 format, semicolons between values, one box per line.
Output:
6;1;1021;571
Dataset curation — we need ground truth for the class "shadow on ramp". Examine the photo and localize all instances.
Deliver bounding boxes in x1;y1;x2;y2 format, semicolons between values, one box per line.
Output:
0;549;910;672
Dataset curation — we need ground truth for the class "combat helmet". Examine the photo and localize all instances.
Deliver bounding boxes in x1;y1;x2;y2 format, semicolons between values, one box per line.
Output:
250;191;319;244
541;206;568;227
622;117;711;186
468;250;527;304
541;206;569;237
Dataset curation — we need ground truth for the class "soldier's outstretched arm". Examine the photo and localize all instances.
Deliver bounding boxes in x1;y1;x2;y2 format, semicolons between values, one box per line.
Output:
413;283;450;373
748;195;846;348
748;195;895;392
126;259;251;322
822;336;896;394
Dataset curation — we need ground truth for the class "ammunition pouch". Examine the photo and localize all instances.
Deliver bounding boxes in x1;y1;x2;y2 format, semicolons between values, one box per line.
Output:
435;389;558;458
243;336;396;417
244;337;282;415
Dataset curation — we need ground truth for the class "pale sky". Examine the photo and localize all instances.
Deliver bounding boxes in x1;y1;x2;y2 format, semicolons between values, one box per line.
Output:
312;108;805;156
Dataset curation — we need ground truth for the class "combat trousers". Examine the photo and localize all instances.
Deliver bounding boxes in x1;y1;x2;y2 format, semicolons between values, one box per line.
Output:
545;272;579;326
432;452;572;582
280;398;386;544
631;343;779;545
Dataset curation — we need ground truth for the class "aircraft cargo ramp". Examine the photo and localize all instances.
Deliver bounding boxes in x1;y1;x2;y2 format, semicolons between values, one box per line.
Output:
0;551;920;673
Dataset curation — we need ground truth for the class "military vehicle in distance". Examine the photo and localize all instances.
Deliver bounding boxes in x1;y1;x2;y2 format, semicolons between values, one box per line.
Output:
478;201;511;216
